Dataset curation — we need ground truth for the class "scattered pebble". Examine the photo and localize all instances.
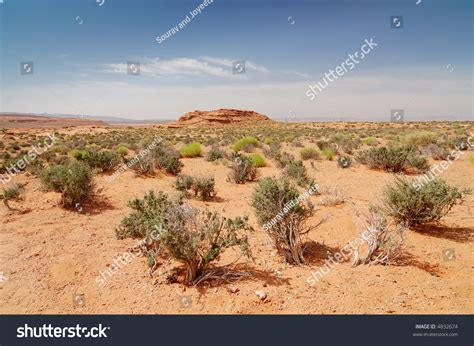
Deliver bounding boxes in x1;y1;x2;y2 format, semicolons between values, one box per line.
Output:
255;290;267;300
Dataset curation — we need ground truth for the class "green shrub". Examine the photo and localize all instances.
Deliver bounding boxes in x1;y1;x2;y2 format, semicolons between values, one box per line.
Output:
228;154;258;184
263;137;273;145
180;142;202;158
251;178;316;265
321;148;335;161
153;143;183;175
69;149;90;161
90;150;121;172
191;176;216;200
380;177;466;226
157;155;183;175
362;137;378;146
356;145;429;173
405;131;437;146
232;137;258;152
300;147;320;160
205;146;226;162
283;158;310;187
175;174;194;193
116;145;129;157
116;190;170;240
40;161;94;208
248;153;266;167
1;184;24;211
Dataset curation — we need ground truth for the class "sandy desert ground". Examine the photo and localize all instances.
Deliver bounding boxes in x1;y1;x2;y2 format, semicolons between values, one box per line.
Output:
0;121;473;314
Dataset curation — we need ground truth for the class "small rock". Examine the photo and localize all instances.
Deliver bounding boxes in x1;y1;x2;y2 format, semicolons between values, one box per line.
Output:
227;286;239;293
255;290;267;300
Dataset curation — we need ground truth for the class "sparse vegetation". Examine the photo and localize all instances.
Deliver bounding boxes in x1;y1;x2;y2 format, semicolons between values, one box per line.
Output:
300;147;320;160
180;142;202;158
379;177;466;226
248;153;266;167
1;184;24;211
251;177;316;265
232;136;258;152
117;191;253;285
356;145;429;173
228;154;258;184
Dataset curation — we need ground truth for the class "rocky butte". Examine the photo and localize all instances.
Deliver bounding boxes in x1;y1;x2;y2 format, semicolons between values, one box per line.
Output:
157;109;271;128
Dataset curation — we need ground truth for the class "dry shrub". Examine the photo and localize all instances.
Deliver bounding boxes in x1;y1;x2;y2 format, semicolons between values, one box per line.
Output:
351;209;407;266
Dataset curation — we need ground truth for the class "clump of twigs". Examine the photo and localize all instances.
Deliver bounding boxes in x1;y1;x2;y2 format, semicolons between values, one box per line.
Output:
317;186;347;206
351;208;407;266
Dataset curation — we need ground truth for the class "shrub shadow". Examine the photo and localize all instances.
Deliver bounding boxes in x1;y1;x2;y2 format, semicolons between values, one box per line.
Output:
194;263;290;294
392;251;441;277
303;241;341;266
412;224;473;243
72;194;116;215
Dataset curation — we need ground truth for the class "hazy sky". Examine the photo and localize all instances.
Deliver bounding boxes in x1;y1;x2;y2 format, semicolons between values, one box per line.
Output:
0;0;472;121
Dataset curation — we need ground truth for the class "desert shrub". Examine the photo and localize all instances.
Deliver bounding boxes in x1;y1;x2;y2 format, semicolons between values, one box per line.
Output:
470;154;474;165
191;176;216;200
175;174;194;194
116;191;170;240
117;191;253;285
116;145;129;157
205;146;226;162
248;153;266;167
351;209;407;266
228;154;258;184
291;139;303;148
337;155;352;168
449;135;470;151
330;134;361;154
232;136;258;152
405;131;437;146
264;142;282;159
1;184;24;211
321;148;335;161
0;157;25;174
316;140;330;150
362;137;378;146
300;147;320;160
153;143;183;175
40;161;94;208
89;150;121;172
355;145;428;173
380;177;466;226
426;144;450;160
127;152;155;176
69;149;90;161
26;158;45;176
317;186;346;206
283;158;310;187
406;155;430;173
180;142;202;158
263;137;273;145
158;155;183;175
251;177;316;265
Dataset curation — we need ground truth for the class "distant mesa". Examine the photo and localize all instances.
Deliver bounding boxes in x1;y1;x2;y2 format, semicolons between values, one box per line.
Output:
0;113;106;129
158;109;271;128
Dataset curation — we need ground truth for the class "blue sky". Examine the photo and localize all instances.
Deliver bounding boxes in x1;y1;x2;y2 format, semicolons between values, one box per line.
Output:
0;0;472;120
